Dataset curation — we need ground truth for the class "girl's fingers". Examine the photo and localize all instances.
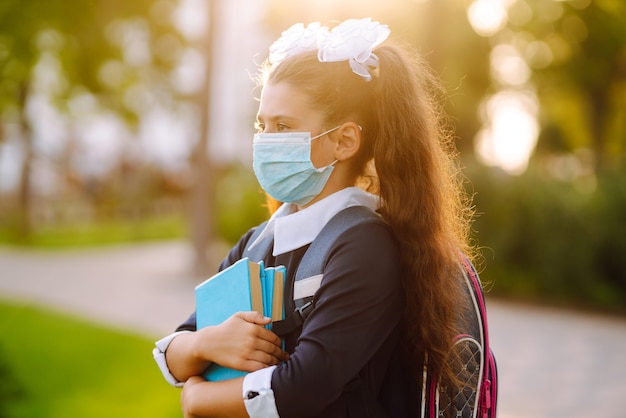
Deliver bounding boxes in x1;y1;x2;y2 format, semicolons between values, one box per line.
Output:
255;327;283;347
235;311;271;325
255;339;289;362
234;311;283;347
244;347;289;370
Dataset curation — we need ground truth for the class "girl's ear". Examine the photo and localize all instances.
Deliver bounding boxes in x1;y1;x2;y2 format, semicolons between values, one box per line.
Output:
333;122;361;161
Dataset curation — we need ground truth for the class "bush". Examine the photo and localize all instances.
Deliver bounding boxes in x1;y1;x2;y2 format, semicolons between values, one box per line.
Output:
0;163;269;250
0;342;24;418
215;163;270;245
466;159;626;313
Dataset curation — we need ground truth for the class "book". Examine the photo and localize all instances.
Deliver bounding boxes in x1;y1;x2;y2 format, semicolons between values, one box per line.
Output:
261;266;274;320
270;267;285;322
260;266;286;322
195;258;285;381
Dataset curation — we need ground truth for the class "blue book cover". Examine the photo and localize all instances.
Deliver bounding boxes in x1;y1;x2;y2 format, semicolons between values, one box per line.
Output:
261;267;275;321
195;258;286;381
260;265;286;321
195;257;264;381
269;266;286;322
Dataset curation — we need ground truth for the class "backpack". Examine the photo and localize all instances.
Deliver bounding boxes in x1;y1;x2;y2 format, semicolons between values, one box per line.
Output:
245;205;498;418
423;254;498;418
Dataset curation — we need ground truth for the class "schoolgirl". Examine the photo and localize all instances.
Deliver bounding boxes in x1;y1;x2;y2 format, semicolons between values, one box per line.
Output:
153;18;473;418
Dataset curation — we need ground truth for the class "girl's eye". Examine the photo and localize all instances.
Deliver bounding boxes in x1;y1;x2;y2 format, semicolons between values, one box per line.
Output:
255;121;290;133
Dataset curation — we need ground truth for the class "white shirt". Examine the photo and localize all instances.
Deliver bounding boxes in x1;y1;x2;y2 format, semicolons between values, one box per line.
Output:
248;187;379;256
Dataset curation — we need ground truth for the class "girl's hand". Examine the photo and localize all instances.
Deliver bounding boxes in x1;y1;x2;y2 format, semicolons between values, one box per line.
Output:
194;311;288;372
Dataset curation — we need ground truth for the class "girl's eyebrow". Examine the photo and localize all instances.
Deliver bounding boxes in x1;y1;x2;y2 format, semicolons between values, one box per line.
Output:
256;113;301;122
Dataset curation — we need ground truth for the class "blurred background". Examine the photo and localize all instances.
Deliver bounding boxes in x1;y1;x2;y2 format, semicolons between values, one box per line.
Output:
0;0;625;417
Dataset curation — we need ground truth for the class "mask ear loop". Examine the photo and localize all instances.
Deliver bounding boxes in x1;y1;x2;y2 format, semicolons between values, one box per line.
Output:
315;123;362;166
312;123;360;167
311;125;341;140
310;125;342;170
312;123;363;142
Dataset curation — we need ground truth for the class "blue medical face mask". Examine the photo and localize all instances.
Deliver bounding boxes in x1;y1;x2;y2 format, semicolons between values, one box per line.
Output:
253;126;340;206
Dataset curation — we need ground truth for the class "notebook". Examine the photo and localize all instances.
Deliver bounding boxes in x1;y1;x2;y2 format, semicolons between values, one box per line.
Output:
195;257;285;381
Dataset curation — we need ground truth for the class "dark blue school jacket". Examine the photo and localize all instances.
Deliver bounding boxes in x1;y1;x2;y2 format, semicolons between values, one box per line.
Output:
176;219;411;417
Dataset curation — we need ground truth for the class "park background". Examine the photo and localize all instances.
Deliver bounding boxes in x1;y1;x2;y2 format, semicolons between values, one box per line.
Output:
0;0;625;417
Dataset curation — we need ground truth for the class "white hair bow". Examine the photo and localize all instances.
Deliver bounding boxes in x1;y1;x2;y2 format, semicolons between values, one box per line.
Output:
268;18;390;82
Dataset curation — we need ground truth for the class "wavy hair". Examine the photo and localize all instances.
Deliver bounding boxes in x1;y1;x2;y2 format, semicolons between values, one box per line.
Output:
259;41;475;385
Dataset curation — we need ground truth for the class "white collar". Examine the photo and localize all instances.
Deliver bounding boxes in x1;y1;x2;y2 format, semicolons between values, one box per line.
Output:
248;187;380;256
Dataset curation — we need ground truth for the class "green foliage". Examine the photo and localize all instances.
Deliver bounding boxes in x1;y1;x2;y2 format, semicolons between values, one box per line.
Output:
0;300;180;418
215;163;269;245
0;0;186;243
0;0;183;118
467;158;626;313
0;343;24;418
507;0;626;168
0;214;186;249
0;163;267;249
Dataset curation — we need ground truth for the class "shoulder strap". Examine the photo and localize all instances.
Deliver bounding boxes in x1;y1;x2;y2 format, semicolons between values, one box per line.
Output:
246;206;381;282
271;205;382;337
296;205;382;281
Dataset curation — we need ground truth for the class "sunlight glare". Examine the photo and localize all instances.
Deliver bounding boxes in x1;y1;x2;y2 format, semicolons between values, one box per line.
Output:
72;114;130;178
491;43;531;86
171;47;206;94
0;137;21;192
467;0;511;37
475;90;539;175
525;40;553;69
174;0;209;40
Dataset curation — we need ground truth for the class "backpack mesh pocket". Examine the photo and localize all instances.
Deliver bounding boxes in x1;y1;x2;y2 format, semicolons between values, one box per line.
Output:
436;337;482;418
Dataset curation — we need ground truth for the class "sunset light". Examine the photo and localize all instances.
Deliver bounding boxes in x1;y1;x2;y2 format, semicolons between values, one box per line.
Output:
467;0;540;174
475;89;539;175
467;0;510;37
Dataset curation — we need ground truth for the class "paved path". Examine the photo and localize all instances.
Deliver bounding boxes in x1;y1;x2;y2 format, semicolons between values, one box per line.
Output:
1;241;625;418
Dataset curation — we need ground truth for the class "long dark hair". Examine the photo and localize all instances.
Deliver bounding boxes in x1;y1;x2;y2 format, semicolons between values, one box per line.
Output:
259;41;475;385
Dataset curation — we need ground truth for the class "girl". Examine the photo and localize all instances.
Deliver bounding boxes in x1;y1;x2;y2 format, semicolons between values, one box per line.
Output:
154;18;473;418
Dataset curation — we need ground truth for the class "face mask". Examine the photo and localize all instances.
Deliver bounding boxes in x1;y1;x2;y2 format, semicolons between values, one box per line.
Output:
253;126;340;206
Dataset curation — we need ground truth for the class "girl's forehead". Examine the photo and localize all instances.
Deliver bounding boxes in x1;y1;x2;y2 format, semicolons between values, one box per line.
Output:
259;82;302;106
257;82;319;121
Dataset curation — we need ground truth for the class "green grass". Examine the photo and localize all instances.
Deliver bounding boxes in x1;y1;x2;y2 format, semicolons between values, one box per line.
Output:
0;215;186;250
0;300;181;418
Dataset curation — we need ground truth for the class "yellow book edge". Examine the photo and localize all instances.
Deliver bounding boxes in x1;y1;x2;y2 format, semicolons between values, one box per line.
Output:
248;261;264;315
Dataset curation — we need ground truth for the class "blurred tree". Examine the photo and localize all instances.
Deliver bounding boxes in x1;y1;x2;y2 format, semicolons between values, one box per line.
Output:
506;0;626;170
414;0;491;153
189;0;218;277
0;0;183;239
